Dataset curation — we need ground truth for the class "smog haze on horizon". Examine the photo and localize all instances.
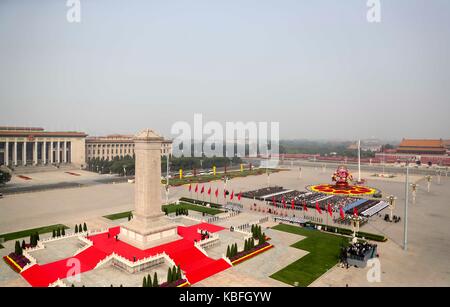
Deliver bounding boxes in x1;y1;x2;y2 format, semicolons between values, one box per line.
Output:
1;0;449;140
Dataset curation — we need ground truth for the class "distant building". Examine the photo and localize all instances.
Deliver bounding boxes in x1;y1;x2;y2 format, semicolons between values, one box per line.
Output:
347;139;382;152
0;126;87;167
396;139;447;156
85;134;172;161
375;138;449;165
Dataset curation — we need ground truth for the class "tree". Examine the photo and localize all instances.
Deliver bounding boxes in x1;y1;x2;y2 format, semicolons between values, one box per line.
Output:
79;224;83;233
15;241;22;255
153;272;158;287
29;234;35;247
176;265;182;280
52;229;56;238
142;276;147;287
83;223;87;232
75;225;79;233
167;267;172;283
226;245;230;258
147;274;152;287
61;228;65;236
0;169;12;185
21;240;26;250
56;228;61;237
35;232;40;242
171;265;177;282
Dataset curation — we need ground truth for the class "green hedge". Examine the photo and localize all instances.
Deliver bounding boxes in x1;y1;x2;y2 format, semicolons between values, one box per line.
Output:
305;222;387;242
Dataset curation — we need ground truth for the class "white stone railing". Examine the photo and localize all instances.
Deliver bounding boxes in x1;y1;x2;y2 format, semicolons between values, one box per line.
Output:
24;242;45;253
183;215;205;223
78;235;93;246
162;252;176;268
233;228;252;238
94;253;115;269
196;232;220;249
39;231;83;244
222;254;233;266
98;252;170;273
49;278;67;287
87;228;109;236
194;242;209;257
21;250;37;272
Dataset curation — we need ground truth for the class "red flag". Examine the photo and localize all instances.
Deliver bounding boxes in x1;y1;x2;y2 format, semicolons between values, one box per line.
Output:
194;184;198;193
201;185;205;194
215;188;219;197
188;184;192;192
272;196;276;206
340;207;345;220
282;196;286;209
207;187;211;195
315;202;322;214
303;202;308;212
327;203;332;217
224;189;227;198
238;192;242;201
230;191;234;200
291;199;295;210
353;207;358;217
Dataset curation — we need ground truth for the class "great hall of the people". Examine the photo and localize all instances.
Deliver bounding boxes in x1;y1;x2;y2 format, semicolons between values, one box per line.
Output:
0;127;172;169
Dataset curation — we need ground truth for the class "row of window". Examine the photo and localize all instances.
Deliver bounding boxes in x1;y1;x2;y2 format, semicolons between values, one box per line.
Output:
86;143;135;148
87;148;170;156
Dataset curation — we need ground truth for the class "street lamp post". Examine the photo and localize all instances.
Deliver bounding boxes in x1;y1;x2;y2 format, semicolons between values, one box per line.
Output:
387;195;396;222
349;215;362;242
425;175;432;193
404;163;409;251
410;183;418;204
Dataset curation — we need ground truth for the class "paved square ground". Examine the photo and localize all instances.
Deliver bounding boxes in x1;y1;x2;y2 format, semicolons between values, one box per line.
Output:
1;166;449;286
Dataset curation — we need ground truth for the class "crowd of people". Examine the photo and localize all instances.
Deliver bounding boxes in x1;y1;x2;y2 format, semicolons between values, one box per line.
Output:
343;241;377;261
242;186;287;200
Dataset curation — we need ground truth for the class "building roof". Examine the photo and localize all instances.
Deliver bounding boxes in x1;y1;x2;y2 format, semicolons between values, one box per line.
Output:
0;127;87;138
398;139;445;148
397;139;447;155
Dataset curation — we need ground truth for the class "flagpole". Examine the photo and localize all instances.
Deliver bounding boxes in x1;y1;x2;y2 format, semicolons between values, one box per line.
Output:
404;163;409;251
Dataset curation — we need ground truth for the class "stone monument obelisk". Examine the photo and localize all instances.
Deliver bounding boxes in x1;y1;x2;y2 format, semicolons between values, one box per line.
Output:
119;129;178;249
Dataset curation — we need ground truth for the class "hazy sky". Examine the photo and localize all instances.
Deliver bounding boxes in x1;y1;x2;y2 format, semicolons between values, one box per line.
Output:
1;0;449;140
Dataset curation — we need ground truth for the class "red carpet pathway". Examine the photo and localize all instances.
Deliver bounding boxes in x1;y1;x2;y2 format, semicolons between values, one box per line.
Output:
21;223;230;287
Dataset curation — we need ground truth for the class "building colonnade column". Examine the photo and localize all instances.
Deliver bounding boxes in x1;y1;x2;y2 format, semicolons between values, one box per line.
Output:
22;140;27;166
4;141;9;166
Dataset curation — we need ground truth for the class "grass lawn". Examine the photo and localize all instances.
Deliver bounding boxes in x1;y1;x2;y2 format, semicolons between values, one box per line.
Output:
162;202;223;215
270;224;349;287
0;224;69;242
103;211;132;220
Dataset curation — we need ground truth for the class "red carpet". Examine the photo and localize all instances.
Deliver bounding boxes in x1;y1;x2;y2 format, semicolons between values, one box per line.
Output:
21;223;231;287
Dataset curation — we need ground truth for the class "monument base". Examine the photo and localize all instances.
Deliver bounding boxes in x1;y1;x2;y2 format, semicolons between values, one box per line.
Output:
119;214;180;250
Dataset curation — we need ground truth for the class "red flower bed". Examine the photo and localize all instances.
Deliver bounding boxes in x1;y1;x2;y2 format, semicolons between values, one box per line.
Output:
3;253;30;273
159;279;189;287
230;242;273;264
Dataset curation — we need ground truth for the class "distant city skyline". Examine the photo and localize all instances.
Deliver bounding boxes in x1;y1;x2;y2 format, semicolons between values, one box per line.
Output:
1;0;450;140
